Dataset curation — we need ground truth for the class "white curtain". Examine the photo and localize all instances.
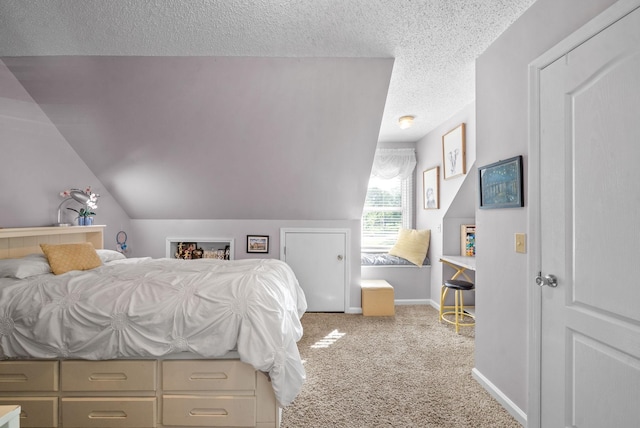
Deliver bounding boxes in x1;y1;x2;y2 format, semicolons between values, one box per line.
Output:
370;148;416;229
371;148;417;179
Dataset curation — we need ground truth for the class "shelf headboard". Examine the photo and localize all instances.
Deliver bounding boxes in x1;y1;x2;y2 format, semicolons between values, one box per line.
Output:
0;225;105;259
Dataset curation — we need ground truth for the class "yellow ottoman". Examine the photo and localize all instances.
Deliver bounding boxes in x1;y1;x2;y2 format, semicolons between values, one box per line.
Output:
361;280;395;316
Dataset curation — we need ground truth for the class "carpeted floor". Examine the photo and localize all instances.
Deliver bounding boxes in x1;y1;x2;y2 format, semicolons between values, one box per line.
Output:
281;305;522;428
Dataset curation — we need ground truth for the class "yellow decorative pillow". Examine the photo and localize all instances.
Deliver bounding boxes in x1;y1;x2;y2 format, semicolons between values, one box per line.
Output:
388;228;431;266
40;242;102;275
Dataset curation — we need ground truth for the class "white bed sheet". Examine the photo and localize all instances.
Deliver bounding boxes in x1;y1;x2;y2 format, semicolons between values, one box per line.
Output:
0;257;307;406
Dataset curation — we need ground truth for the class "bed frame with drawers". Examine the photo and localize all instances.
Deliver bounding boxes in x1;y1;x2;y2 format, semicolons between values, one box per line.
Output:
0;226;281;428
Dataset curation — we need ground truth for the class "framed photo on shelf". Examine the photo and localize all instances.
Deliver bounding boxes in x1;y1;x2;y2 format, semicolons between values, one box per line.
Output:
442;123;466;180
478;155;524;209
247;235;269;253
422;166;439;209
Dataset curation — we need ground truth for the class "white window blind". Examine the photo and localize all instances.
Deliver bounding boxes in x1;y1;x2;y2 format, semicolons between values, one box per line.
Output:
362;148;416;252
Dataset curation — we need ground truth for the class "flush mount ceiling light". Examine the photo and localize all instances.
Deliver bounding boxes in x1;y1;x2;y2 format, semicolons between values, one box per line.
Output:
398;115;415;129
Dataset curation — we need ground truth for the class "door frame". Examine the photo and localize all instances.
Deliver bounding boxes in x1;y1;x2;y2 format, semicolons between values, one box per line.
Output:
526;1;640;426
280;227;351;312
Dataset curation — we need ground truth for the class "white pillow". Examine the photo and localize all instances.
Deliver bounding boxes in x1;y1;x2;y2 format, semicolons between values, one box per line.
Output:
0;254;52;279
96;249;127;263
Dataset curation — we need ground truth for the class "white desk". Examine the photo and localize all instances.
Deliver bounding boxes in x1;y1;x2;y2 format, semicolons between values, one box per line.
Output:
0;405;20;428
440;255;475;282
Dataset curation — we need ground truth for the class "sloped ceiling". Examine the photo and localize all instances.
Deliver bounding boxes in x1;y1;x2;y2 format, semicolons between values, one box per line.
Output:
0;0;536;220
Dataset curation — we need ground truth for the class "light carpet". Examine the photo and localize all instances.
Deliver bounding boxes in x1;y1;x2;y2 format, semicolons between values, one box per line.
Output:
281;305;522;428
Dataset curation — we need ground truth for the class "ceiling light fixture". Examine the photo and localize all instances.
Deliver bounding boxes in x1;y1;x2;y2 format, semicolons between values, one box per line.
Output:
398;115;415;129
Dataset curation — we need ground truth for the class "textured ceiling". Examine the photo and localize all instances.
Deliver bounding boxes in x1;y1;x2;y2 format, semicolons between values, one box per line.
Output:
0;0;536;143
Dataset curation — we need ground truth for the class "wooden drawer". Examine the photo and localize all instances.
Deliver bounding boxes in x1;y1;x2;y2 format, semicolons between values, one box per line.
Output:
61;361;156;392
0;361;59;392
162;395;255;427
162;361;255;391
0;397;58;428
61;397;156;428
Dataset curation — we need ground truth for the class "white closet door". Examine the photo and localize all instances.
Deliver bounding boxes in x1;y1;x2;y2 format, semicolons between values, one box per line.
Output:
282;230;346;312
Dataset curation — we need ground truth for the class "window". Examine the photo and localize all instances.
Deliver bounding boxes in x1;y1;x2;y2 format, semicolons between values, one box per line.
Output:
361;174;414;252
362;148;416;252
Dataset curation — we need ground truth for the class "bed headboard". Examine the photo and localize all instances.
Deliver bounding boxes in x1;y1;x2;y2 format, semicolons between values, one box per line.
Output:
0;225;105;259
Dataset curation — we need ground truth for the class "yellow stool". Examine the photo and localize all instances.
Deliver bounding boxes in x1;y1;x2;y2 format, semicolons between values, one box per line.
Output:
439;279;475;333
361;280;395;316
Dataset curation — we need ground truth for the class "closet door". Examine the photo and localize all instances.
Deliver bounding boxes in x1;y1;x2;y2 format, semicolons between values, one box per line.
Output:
281;229;347;312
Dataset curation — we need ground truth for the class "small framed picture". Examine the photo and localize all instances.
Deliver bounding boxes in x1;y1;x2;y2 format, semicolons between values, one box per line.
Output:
478;155;524;209
247;235;269;253
442;123;466;180
423;166;439;209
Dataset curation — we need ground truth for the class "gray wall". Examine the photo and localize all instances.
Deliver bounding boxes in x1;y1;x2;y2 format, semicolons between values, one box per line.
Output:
415;102;476;305
474;0;617;415
0;60;131;247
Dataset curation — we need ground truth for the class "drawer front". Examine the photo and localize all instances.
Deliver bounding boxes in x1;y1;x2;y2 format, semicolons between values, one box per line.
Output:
61;361;156;392
162;361;255;391
0;361;59;392
0;397;58;428
61;397;156;428
162;395;256;427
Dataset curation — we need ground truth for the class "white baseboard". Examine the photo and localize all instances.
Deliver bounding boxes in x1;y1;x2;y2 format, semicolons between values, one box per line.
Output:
348;300;435;314
472;368;527;426
395;299;433;306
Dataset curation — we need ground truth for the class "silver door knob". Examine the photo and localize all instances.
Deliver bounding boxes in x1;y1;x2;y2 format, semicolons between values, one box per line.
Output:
536;274;558;287
337;255;343;261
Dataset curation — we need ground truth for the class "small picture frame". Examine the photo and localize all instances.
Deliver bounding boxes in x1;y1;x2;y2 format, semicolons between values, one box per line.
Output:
422;166;439;209
442;123;466;180
247;235;269;253
478;155;524;209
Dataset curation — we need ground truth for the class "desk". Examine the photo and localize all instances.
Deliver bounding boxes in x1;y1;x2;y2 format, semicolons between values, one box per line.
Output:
440;255;475;282
0;405;20;428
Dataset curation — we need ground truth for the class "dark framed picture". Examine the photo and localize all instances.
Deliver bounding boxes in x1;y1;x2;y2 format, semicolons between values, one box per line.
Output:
247;235;269;253
478;155;524;209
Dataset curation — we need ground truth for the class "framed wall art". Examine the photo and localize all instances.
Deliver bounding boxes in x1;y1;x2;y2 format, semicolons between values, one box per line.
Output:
442;123;466;180
247;235;269;253
422;166;439;209
478;155;524;209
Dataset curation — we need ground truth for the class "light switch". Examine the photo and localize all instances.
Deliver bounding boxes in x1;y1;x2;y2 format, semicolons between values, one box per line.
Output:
515;233;526;253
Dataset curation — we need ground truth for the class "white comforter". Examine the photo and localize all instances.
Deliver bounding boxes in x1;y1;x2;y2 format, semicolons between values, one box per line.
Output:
0;257;307;406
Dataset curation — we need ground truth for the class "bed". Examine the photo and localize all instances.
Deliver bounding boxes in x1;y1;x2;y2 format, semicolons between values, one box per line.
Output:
0;225;306;428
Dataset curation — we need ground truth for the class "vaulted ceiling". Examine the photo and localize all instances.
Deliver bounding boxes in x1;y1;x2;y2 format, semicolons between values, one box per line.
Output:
0;0;536;220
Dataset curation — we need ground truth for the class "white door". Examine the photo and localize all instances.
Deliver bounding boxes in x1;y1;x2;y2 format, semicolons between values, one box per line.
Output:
538;5;640;427
281;229;347;312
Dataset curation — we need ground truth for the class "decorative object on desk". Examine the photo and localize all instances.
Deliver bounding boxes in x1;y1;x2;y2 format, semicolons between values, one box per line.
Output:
175;242;203;259
56;187;99;226
478;155;524;209
442;123;466;180
116;230;128;254
422;166;439;209
460;224;476;256
247;235;269;253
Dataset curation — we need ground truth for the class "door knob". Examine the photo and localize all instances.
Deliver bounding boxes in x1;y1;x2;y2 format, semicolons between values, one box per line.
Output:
337;255;343;261
535;273;558;287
